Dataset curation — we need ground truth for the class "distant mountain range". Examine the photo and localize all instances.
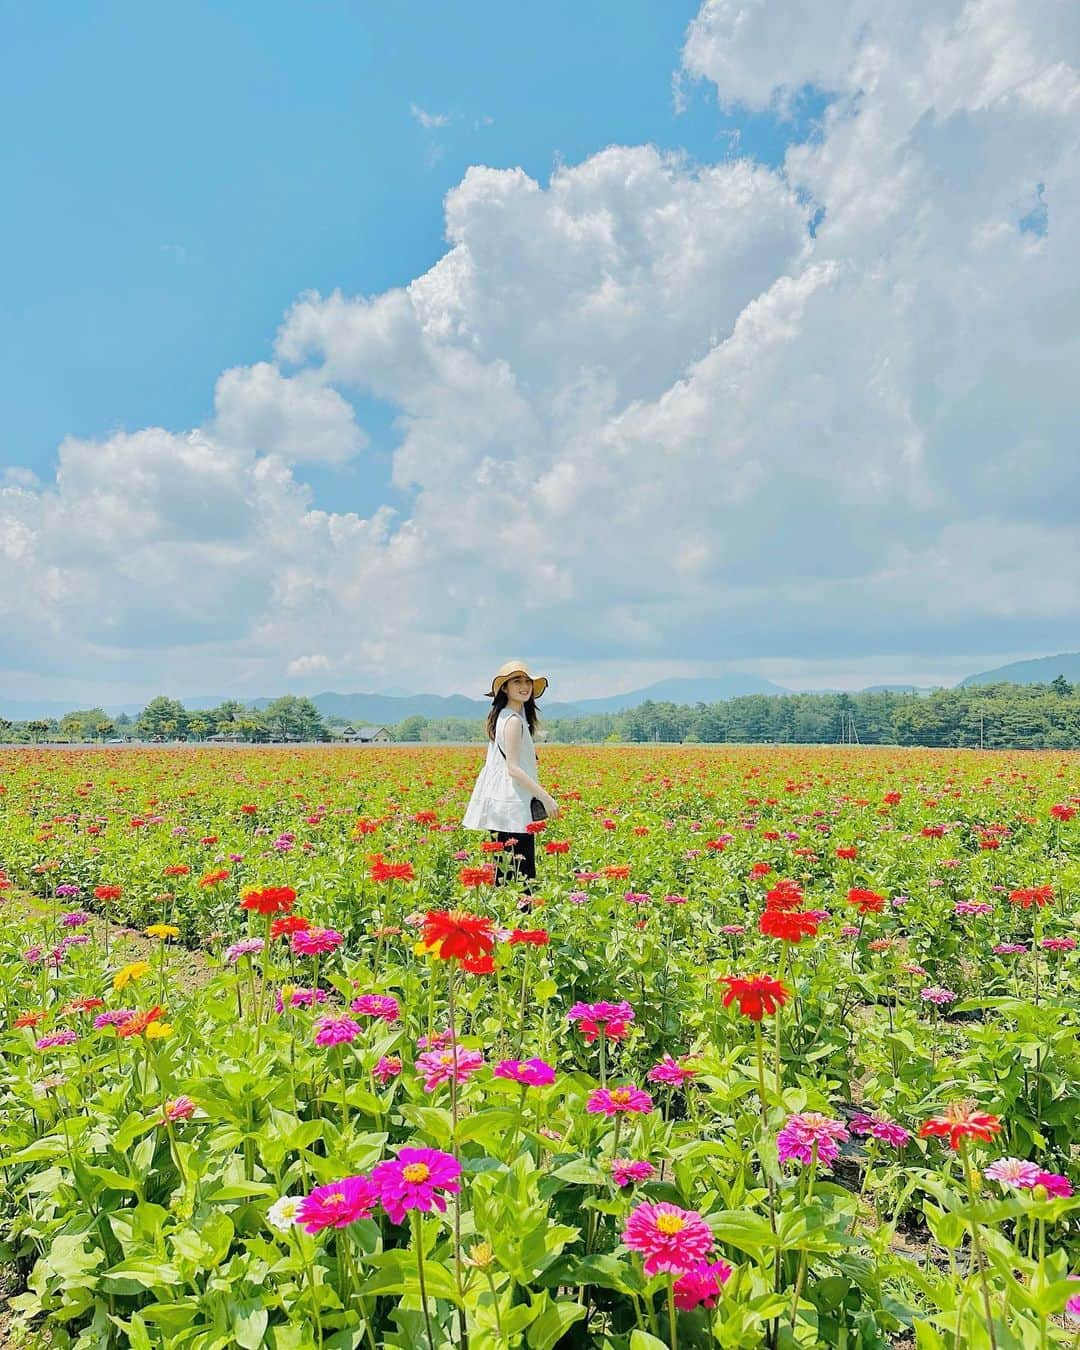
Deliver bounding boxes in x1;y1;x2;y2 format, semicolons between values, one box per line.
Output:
3;654;1077;723
959;652;1080;686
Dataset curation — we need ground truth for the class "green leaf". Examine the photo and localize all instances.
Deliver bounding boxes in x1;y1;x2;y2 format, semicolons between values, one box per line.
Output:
233;1304;270;1349
630;1333;669;1350
526;1293;587;1350
707;1210;778;1255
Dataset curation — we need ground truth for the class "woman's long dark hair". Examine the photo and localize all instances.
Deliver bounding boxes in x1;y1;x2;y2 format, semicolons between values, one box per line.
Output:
486;688;540;741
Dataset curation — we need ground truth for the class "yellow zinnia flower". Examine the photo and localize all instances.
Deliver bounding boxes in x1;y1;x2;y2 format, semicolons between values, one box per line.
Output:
144;1021;173;1040
145;924;180;940
113;961;151;992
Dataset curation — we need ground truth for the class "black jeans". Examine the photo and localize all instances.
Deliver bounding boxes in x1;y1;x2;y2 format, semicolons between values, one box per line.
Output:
493;830;536;884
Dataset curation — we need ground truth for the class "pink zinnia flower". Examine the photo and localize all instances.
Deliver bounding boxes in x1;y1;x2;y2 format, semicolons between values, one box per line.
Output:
647;1055;697;1087
1041;937;1077;952
373;1055;402;1084
350;994;400;1023
586;1086;653;1116
296;1175;378;1233
275;987;328;1011
673;1258;733;1310
415;1029;453;1050
314;1015;361;1047
611;1159;655;1187
992;943;1028;955
225;938;264;964
849;1112;910;1148
920;987;958;1005
984;1158;1042;1190
93;1008;136;1029
776;1112;850;1169
291;927;344;956
35;1030;78;1050
371;1147;461;1224
415;1045;484;1092
163;1096;197;1123
720;924;745;935
622;1201;714;1275
493;1058;556;1087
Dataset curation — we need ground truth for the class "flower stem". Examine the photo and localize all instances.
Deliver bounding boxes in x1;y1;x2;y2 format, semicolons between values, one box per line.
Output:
667;1279;679;1350
413;1209;436;1350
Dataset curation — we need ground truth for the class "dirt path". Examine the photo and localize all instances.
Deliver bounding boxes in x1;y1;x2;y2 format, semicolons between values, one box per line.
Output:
5;888;217;998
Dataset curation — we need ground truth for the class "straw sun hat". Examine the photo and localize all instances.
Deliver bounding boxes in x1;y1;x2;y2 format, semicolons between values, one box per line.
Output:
485;661;548;700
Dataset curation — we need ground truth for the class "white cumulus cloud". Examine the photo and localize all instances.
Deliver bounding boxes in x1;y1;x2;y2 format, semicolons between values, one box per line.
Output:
3;0;1079;702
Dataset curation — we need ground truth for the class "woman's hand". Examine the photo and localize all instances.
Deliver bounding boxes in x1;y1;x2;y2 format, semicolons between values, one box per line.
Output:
541;792;560;819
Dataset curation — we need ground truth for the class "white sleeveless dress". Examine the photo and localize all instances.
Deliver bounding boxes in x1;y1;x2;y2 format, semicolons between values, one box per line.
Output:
462;708;538;833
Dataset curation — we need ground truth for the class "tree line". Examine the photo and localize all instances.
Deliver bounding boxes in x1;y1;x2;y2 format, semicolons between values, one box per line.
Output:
3;678;1079;749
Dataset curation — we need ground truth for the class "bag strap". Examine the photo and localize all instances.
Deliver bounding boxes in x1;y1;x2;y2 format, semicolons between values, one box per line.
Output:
494;712;524;759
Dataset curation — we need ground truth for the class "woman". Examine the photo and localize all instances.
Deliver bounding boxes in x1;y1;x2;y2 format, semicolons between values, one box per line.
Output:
463;661;559;885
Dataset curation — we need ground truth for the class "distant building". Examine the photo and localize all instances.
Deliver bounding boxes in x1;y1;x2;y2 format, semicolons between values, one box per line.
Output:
342;725;392;744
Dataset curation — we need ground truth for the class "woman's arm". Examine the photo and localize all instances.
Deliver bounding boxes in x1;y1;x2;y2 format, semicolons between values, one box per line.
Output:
502;717;559;817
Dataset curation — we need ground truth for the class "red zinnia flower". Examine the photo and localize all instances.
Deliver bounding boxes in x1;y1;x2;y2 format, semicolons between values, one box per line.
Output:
1009;885;1054;909
719;975;790;1021
759;908;819;943
240;886;297;916
835;846;858;860
163;865;190;877
460;953;496;975
458;865;496;888
198;869;230;888
846;888;886;914
919;1100;1002;1151
508;928;549;946
544;840;570;854
93;885;122;901
602;865;631;879
421;910;495;961
270;914;311;939
480;840;505;853
1050;804;1075;822
764;880;804;911
749;862;773;878
369;854;416;883
240;804;258;815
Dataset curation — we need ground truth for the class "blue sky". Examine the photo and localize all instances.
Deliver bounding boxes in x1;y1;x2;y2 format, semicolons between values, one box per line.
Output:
0;0;1074;706
1;0;818;517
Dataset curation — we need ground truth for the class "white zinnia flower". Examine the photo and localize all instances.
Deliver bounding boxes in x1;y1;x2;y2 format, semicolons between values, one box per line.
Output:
267;1194;302;1233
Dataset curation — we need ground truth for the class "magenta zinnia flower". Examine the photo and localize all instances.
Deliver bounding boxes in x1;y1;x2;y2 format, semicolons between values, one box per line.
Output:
622;1201;714;1275
587;1085;653;1116
568;1000;635;1043
612;1159;655;1187
849;1112;910;1149
163;1096;197;1122
371;1147;461;1224
1035;1170;1073;1197
673;1257;733;1310
776;1112;849;1168
296;1175;378;1233
647;1055;697;1087
313;1015;361;1047
350;994;400;1023
415;1045;484;1092
920;986;958;1005
93;1008;136;1028
493;1058;556;1087
291;926;344;956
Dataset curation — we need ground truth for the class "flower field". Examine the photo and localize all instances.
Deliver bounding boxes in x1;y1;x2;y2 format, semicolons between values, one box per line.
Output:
1;744;1079;1349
